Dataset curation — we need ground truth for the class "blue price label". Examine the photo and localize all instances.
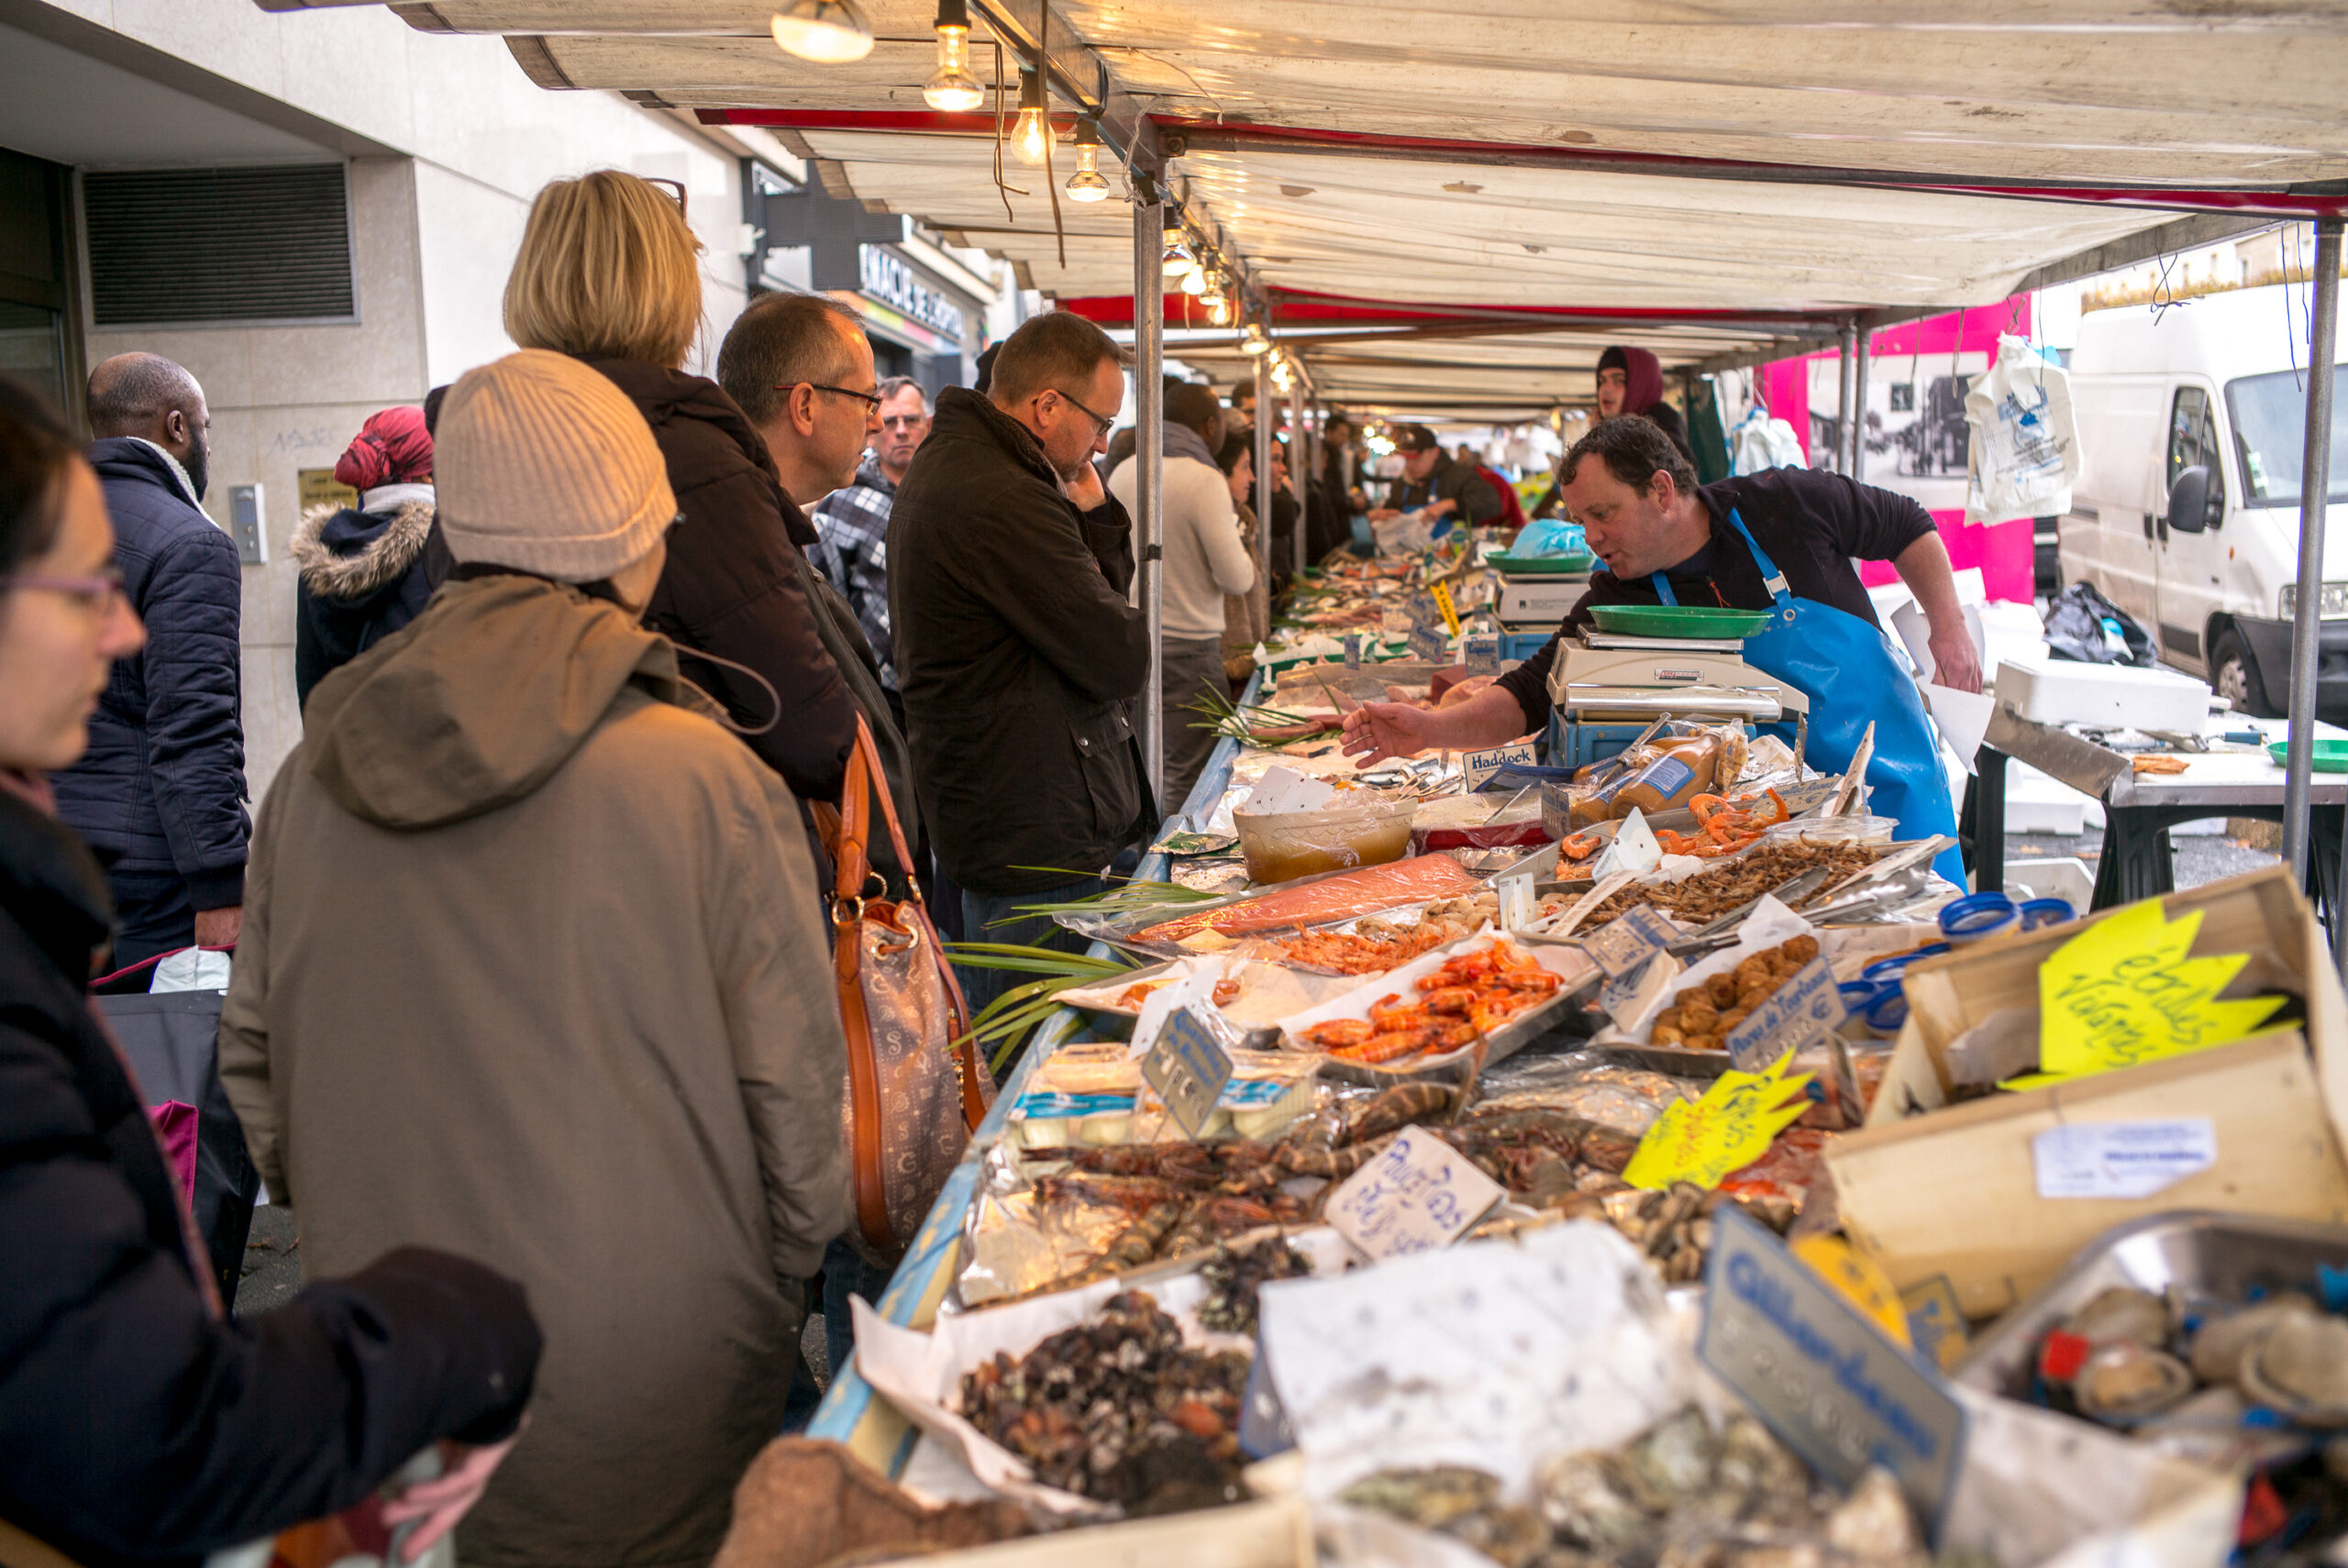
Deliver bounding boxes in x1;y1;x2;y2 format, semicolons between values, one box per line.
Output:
1343;633;1362;668
1142;1006;1235;1139
1408;624;1448;662
1463;635;1501;675
1724;956;1844;1071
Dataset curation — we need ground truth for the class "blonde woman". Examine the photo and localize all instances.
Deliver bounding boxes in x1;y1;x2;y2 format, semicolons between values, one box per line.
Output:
504;169;857;802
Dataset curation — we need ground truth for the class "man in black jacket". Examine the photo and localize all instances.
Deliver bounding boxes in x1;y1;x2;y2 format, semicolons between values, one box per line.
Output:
891;312;1151;1010
53;353;249;969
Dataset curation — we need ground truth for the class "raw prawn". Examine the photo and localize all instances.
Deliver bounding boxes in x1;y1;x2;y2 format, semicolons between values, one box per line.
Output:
1304;1018;1376;1049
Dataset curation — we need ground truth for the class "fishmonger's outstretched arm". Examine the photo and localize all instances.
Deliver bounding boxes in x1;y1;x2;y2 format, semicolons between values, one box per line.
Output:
1340;683;1533;765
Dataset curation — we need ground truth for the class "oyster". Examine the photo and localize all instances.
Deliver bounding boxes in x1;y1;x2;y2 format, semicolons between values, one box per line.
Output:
1823;1467;1927;1568
1445;1504;1553;1568
2187;1294;2318;1385
1623;1408;1720;1508
2063;1285;2169;1349
1340;1465;1501;1529
2073;1341;2194;1422
1713;1412;1813;1523
2237;1309;2348;1425
1537;1450;1662;1562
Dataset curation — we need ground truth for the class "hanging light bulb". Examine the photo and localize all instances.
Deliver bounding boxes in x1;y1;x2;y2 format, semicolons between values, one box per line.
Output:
1201;272;1226;311
1239;321;1272;357
1180;259;1208;295
1011;69;1050;166
1207;297;1231;326
1271;358;1294;392
1161;223;1191;280
770;0;874;63
1064;116;1111;203
921;0;983;111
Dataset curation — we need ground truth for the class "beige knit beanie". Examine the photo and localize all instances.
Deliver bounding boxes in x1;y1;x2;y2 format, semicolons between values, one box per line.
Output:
436;348;676;582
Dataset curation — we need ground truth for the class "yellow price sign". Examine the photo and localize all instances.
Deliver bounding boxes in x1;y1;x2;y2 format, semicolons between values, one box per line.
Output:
1429;580;1462;637
1622;1052;1812;1192
2036;900;2286;1082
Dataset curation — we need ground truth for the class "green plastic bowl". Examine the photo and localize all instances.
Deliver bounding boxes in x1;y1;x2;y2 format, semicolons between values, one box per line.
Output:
1587;604;1773;638
1488;550;1595;576
2266;739;2348;772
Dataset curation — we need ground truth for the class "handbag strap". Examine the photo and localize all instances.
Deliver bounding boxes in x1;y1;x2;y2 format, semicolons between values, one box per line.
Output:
832;728;897;1255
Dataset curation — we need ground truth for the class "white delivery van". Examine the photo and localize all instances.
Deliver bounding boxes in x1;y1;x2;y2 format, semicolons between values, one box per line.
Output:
2056;284;2348;718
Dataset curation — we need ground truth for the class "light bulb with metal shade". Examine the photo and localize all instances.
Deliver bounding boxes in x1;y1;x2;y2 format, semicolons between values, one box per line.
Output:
1238;323;1272;357
923;0;983;112
1065;117;1111;202
770;0;873;63
1011;69;1050;165
1161;228;1192;279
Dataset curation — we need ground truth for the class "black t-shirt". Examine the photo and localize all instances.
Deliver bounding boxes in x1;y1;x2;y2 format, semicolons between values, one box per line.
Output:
1495;467;1935;729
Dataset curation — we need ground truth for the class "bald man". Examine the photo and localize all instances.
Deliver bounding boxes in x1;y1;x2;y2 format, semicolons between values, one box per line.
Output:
54;353;250;971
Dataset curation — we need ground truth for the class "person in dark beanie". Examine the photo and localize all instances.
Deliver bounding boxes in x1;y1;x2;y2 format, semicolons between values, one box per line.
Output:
291;406;437;708
0;372;541;1568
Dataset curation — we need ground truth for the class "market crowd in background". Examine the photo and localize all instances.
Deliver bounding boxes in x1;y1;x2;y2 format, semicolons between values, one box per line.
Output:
0;163;1541;1567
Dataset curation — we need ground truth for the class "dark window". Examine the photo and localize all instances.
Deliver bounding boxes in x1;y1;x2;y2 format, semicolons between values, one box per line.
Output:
2166;384;2221;497
84;164;353;326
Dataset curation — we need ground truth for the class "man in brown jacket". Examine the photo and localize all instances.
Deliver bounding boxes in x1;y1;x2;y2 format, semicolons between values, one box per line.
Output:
219;350;847;1568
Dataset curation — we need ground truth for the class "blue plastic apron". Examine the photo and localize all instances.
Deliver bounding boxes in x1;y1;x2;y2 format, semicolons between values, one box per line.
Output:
1652;510;1966;887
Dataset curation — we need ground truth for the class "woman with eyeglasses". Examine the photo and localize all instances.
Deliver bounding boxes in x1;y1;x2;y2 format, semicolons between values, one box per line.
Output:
503;169;859;807
0;373;541;1568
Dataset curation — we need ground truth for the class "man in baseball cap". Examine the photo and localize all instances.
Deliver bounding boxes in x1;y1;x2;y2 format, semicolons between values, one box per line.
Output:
1368;423;1501;529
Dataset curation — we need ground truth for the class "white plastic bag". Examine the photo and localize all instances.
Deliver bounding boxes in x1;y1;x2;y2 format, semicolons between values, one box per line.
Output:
151;946;231;992
1730;406;1808;474
1966;334;2080;522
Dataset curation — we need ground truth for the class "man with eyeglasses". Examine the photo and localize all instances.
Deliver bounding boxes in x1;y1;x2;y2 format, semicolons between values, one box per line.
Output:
811;377;930;701
52;351;249;975
890;310;1152;1020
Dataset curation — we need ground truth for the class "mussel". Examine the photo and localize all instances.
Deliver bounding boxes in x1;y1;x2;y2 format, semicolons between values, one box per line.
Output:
2073;1341;2195;1423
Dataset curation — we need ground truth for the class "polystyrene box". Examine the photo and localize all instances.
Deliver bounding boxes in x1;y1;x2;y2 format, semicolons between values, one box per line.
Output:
1992;654;2210;733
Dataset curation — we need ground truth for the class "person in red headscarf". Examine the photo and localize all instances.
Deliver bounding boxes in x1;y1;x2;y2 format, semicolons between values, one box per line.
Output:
289;407;436;707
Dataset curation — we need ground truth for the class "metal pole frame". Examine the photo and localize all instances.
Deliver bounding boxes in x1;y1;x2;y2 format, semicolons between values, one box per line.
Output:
1836;318;1859;475
1255;352;1274;597
1850;322;1871;483
1133;199;1166;799
1289;378;1310;575
2282;217;2343;920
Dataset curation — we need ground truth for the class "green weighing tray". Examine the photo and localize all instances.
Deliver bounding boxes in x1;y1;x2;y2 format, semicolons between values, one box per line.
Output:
2267;739;2348;772
1488;549;1596;576
1588;604;1773;638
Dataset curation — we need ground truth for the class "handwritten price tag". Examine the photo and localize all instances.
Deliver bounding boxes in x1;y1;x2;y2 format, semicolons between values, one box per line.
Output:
1623;1052;1813;1191
1463;635;1501;675
2038;900;2286;1081
1142;1006;1235;1140
1324;1126;1505;1260
1723;957;1844;1071
1578;903;1677;978
1463;741;1537;792
1408;624;1448;662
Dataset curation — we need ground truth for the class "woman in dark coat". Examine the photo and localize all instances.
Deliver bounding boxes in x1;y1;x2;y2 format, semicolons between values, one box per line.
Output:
0;376;542;1568
1535;345;1697;517
291;406;436;708
501;170;859;806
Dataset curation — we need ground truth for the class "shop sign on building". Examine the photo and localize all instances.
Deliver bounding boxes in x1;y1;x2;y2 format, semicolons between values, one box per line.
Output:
858;245;965;340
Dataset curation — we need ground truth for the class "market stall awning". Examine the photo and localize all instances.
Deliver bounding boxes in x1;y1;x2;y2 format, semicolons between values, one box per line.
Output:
289;0;2348;416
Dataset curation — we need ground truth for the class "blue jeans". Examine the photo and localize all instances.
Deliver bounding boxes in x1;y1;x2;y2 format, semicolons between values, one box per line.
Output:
956;877;1104;1016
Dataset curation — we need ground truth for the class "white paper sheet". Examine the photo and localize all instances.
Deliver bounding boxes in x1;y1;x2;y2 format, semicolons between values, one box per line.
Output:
1925;682;1997;775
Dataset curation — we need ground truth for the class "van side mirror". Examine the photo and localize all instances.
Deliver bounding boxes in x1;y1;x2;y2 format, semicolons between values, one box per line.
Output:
2166;465;2221;534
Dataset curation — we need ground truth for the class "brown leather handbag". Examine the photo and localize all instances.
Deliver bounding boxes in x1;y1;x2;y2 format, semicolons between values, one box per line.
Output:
830;713;994;1263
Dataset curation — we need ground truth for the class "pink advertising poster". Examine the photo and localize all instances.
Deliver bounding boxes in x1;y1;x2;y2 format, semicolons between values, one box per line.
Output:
1760;299;2036;602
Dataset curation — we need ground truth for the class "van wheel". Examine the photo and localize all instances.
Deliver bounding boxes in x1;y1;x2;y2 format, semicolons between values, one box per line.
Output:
2211;628;2278;718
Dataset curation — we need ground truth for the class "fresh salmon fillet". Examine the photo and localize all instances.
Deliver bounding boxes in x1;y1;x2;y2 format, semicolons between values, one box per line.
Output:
1135;854;1484;943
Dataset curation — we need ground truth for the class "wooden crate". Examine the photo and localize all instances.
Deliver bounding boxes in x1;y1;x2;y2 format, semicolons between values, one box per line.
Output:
1829;866;2348;1318
909;1496;1313;1568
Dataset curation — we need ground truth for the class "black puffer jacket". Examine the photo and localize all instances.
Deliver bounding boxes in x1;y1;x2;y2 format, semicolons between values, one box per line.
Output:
0;786;541;1568
291;491;436;709
583;359;858;805
51;440;249;911
890;390;1154;897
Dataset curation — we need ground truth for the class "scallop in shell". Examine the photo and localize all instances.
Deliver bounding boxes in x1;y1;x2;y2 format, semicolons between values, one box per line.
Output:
2074;1341;2195;1423
1339;1464;1501;1529
2062;1285;2170;1349
2237;1310;2348;1425
2187;1295;2318;1386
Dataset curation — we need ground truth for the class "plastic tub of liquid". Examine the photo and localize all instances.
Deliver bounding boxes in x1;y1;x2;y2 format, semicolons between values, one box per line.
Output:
1232;794;1418;885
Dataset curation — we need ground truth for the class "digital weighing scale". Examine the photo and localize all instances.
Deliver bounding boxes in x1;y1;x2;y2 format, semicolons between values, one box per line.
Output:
1496;570;1592;629
1544;630;1810;769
